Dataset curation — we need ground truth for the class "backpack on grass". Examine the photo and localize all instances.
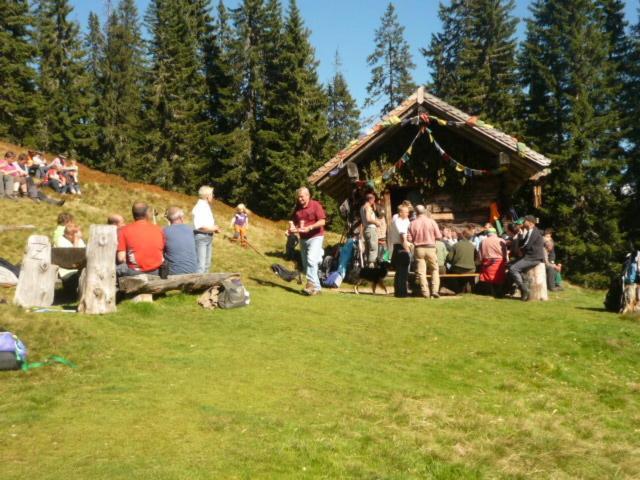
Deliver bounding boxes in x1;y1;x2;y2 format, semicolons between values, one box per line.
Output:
0;331;76;372
217;279;250;309
0;332;28;371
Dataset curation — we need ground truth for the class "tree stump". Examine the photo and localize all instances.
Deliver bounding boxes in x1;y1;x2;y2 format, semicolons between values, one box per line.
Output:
78;225;118;314
622;284;640;314
526;262;548;301
14;235;58;308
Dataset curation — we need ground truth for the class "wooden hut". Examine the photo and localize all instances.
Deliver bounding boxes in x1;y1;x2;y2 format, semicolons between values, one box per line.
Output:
309;87;551;226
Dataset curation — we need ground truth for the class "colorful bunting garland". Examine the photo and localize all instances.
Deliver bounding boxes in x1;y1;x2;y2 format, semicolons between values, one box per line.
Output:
371;115;508;188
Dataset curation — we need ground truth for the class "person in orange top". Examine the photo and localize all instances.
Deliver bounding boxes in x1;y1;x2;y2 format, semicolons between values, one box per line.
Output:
116;201;165;277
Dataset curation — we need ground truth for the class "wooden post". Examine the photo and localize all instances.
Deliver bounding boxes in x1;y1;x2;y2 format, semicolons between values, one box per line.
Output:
14;235;58;308
78;225;118;314
526;262;548;301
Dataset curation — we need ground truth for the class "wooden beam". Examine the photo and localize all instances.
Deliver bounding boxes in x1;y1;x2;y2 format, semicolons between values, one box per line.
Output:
118;272;240;296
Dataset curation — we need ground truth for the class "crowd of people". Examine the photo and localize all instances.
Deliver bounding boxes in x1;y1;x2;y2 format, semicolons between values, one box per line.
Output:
52;186;254;288
1;150;81;205
365;199;562;300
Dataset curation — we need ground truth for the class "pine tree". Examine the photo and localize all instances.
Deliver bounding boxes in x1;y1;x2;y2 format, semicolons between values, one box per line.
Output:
326;51;361;155
0;0;38;144
364;2;416;116
98;0;146;175
424;0;520;129
143;0;213;190
34;0;92;155
520;0;624;287
256;0;329;218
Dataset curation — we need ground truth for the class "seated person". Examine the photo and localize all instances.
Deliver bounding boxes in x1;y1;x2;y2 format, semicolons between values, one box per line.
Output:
62;159;81;195
544;229;562;291
43;166;69;193
116;201;165;277
479;227;508;295
509;215;545;301
163;206;198;275
107;214;126;229
55;223;86;291
53;212;75;245
446;228;479;293
0;151;17;199
435;237;447;275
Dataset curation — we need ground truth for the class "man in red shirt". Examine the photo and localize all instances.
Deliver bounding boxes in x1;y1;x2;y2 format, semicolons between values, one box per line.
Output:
289;187;326;296
116;201;165;276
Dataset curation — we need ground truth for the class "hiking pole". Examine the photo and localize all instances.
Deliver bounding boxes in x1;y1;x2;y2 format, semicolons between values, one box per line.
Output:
223;234;265;257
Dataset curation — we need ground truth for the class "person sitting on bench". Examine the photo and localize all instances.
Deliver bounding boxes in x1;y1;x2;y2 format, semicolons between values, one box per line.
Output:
116;201;165;277
446;227;478;293
163;206;198;275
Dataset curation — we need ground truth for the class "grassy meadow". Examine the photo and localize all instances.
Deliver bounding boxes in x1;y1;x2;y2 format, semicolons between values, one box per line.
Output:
1;142;640;478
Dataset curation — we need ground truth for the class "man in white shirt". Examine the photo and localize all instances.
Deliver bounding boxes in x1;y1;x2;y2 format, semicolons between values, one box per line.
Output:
389;204;411;297
55;224;86;292
192;185;220;273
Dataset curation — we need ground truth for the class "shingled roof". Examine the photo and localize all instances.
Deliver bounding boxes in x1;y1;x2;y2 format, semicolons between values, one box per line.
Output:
309;86;551;192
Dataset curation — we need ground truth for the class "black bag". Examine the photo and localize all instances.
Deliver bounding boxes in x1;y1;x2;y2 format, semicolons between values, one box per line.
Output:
604;275;624;313
218;280;250;309
271;264;302;283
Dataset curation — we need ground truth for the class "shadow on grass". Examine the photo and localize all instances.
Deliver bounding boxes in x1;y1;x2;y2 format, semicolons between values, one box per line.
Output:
575;306;609;313
249;276;301;295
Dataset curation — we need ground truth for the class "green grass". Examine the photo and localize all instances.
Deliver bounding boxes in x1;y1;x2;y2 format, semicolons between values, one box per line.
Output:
1;139;639;478
2;285;639;479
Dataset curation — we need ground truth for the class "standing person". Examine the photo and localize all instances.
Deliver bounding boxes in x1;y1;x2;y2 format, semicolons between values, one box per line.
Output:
192;186;220;273
376;205;388;262
163;206;198;275
116;201;165;276
389;204;411;297
509;215;545;301
289;187;326;296
408;205;442;298
360;193;380;267
230;203;249;247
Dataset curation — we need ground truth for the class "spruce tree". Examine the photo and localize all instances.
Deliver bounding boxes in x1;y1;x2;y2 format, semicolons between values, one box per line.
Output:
424;0;520;129
256;0;328;218
0;0;38;144
34;0;92;155
364;2;416;116
143;0;213;190
326;51;361;155
98;0;146;175
82;12;105;163
520;0;624;286
202;0;254;204
624;11;640;239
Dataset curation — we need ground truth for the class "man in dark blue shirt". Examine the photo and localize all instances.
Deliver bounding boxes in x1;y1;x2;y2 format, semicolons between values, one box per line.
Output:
509;215;545;301
163;206;198;275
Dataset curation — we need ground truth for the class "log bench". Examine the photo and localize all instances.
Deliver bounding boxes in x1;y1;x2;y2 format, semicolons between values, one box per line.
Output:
117;272;240;303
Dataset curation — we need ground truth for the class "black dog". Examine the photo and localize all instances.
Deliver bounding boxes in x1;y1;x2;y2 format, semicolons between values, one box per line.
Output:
353;261;391;295
271;263;302;284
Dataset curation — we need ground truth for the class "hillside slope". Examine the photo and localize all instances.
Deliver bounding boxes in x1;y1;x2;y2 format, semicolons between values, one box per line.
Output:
0;140;296;280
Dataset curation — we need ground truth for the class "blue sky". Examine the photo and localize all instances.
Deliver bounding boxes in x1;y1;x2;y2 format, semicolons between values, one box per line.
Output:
70;0;639;123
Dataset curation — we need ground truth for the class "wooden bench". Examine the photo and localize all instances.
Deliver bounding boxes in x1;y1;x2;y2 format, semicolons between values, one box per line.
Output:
118;272;240;303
